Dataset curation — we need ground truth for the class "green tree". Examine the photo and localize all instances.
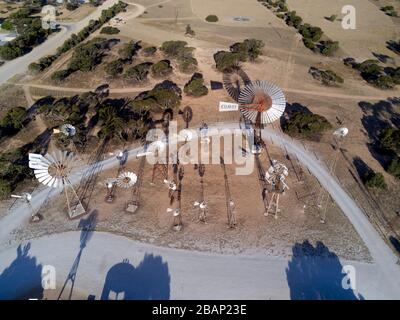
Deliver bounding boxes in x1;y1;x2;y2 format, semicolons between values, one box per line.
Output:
105;59;124;77
184;73;208;97
205;15;218;22
1;107;27;130
364;172;387;189
151;60;173;77
124;62;153;82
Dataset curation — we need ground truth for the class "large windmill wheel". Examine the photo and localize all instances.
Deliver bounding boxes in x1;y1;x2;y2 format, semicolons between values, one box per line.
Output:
223;68;252;102
238;80;286;124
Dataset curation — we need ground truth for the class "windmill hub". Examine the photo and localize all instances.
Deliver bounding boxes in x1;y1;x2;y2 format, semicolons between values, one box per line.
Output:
252;91;273;113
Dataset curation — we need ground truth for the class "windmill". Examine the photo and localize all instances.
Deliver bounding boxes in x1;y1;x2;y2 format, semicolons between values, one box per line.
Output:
10;192;39;222
317;127;349;223
264;160;289;219
104;178;116;203
53;124;79;153
125;155;146;213
237;80;286;216
28;151;85;219
193;163;207;222
220;157;237;228
149;141;168;184
165;165;184;231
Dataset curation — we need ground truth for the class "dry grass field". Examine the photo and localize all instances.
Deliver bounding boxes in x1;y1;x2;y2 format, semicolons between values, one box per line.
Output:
2;0;400;259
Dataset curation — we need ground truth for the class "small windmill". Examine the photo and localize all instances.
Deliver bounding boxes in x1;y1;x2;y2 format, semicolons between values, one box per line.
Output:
193;163;207;222
125;155;146;213
10;192;39;222
104;178;117;203
264;160;289;219
29;151;85;219
53;124;79;153
149;141;168;185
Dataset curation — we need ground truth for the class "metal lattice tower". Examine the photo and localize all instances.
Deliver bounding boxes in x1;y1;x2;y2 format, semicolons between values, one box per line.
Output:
29;151;85;219
220;157;237;228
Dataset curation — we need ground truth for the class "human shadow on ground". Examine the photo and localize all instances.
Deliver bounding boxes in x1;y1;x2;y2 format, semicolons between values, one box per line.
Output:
100;254;170;300
57;211;98;300
286;240;363;300
0;243;43;300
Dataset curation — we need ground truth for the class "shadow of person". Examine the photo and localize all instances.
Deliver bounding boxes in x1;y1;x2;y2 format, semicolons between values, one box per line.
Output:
58;211;98;300
286;240;363;300
0;243;43;300
100;254;170;300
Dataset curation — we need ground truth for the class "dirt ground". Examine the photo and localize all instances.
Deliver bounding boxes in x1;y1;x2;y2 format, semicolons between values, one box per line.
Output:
10;130;371;261
2;0;400;260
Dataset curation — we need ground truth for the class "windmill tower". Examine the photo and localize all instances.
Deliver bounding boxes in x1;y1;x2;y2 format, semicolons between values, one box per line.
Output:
220;157;237;228
150;141;168;184
193;163;207;222
265;160;289;219
236;80;286;215
125;155;146;213
28;151;85;219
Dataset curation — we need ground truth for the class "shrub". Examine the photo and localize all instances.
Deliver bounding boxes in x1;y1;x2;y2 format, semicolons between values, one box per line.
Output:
205;15;218;22
151;60;173;77
105;59;124;77
124;62;153;82
178;56;198;73
184;73;208;97
299;24;323;42
282;111;332;139
302;37;315;50
309;67;343;86
285;11;303;29
66;2;78;11
1;20;13;30
230;39;265;61
0;107;27;130
0;179;11;200
320;40;339;56
160;40;189;57
364;172;387;189
213;51;242;72
143;46;157;56
325;14;337;22
379;128;400;154
387;157;400;178
100;26;120;34
51;69;71;82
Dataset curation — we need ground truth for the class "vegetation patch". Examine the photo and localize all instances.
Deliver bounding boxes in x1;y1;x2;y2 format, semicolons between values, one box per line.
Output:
346;59;400;89
308;67;343;86
184;73;208;97
100;26;120;35
205;15;218;23
282;111;332;140
214;39;264;72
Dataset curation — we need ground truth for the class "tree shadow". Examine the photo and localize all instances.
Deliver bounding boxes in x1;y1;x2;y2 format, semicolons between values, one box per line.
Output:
359;100;399;168
372;52;394;64
57;211;98;300
0;243;43;300
100;254;170;300
389;236;400;254
286;240;363;300
353;156;373;183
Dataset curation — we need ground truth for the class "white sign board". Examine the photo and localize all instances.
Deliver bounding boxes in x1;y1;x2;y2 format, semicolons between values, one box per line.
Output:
219;101;239;112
